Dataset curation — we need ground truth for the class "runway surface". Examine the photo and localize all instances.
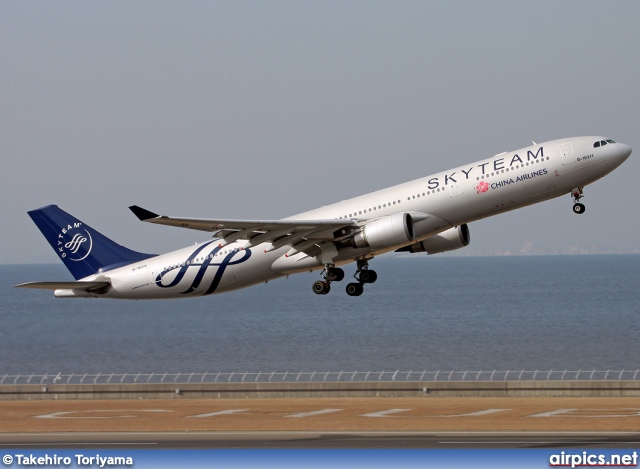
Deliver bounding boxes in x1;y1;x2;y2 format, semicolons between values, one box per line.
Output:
1;397;639;448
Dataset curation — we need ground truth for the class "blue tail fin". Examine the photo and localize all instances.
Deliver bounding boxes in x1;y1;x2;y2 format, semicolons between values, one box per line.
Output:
28;205;156;280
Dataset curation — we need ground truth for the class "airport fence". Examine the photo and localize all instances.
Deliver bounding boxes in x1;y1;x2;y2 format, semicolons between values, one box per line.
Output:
1;369;639;385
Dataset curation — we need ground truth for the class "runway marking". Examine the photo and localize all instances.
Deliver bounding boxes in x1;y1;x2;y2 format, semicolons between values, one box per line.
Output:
33;410;172;419
575;409;640;418
361;409;412;417
528;408;640;418
285;409;343;418
441;408;510;417
187;409;249;418
528;409;578;418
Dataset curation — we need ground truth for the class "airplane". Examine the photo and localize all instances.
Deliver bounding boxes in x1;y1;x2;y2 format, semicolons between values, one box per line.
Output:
15;136;631;299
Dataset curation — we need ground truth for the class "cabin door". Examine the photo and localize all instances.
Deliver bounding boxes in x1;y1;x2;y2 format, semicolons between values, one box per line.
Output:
560;142;576;165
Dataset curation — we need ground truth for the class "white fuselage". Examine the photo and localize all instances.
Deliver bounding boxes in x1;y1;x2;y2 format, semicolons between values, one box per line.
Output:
72;136;630;299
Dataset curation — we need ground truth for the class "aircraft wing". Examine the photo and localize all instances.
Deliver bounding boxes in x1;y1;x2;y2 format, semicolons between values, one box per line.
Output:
129;205;359;254
14;281;111;291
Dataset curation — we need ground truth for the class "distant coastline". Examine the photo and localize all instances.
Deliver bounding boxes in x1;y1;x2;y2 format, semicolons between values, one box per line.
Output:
3;250;640;265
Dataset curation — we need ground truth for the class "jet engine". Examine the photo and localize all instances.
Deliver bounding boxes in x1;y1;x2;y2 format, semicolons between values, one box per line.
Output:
351;212;416;249
398;224;470;254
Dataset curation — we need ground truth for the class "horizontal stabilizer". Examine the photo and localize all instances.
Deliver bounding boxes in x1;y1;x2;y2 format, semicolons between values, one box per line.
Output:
14;281;110;291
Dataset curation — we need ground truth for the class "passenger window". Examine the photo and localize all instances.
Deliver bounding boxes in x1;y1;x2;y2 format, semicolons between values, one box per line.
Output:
594;141;600;148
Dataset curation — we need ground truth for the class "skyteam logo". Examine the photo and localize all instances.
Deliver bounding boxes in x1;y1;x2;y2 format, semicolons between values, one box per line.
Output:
57;222;93;261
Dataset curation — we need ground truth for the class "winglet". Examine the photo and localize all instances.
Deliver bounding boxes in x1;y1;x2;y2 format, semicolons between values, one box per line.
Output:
129;205;160;221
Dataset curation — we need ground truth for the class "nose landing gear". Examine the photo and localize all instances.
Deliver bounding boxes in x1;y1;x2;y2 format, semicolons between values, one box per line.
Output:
571;187;586;214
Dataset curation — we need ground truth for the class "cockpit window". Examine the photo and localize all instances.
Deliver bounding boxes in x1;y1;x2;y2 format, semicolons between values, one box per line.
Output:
595;139;616;148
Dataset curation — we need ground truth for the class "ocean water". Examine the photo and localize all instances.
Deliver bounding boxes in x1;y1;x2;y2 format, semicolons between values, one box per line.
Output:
0;255;638;375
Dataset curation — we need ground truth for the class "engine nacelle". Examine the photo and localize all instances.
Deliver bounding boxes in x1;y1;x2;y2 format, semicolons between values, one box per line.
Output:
399;224;470;254
351;213;416;249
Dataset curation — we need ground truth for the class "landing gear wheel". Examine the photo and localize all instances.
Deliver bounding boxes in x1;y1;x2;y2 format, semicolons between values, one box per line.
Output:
346;282;364;297
573;203;586;214
570;187;585;214
359;269;377;284
313;264;342;295
326;267;345;282
312;280;330;295
349;258;376;295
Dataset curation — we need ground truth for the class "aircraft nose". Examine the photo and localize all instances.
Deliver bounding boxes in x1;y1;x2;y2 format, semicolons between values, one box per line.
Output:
602;142;632;170
614;142;632;165
619;143;632;160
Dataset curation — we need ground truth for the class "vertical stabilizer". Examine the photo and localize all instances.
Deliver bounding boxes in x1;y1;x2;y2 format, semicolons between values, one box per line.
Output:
28;205;156;280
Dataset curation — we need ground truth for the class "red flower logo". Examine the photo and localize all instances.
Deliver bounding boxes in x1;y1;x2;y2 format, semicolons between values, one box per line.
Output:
476;181;489;194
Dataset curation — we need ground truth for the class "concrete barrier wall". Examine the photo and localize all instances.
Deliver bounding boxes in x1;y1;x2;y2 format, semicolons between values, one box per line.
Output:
1;380;639;400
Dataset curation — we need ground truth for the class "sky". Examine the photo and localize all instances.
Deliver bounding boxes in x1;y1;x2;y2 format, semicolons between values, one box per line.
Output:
1;1;639;264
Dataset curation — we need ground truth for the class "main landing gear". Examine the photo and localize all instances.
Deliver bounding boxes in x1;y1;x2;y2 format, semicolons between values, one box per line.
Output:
311;260;378;296
312;265;345;295
346;259;377;297
571;187;586;214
